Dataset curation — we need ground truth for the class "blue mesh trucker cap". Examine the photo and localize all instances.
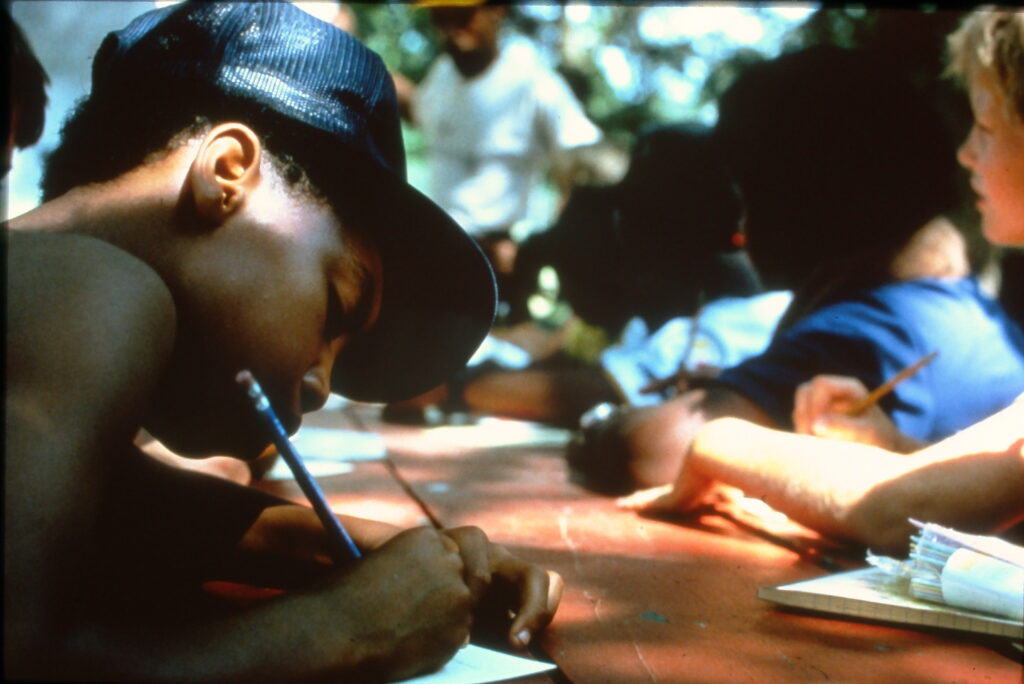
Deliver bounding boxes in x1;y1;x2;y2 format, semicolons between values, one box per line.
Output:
94;1;496;402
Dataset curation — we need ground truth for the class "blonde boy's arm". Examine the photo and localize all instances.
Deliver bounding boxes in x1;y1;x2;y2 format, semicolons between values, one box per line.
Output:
689;405;1024;553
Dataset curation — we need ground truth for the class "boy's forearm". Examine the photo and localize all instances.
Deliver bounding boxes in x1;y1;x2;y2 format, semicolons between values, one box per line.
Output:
241;505;403;556
689;416;1024;553
100;449;293;583
853;412;1024;548
106;451;409;588
688;418;894;545
627;385;775;489
224;505;405;588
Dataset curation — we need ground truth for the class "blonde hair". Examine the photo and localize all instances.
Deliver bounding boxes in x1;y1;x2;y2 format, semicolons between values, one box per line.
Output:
947;8;1024;120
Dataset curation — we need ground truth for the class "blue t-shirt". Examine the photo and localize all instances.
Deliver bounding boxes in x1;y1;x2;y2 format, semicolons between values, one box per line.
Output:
714;277;1024;442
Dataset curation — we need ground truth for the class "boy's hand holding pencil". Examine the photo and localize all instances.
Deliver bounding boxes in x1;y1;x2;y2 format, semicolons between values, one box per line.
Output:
236;370;562;651
792;351;937;452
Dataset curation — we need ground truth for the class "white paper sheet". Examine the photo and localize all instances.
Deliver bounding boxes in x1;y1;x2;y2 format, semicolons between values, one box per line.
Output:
265;427;387;480
401;644;556;684
419;419;573;450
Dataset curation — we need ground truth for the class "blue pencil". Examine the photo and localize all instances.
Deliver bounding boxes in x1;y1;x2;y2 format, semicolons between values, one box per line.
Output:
236;370;362;563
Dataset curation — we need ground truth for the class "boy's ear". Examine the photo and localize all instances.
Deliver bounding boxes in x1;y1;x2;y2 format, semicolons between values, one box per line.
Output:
189;123;262;225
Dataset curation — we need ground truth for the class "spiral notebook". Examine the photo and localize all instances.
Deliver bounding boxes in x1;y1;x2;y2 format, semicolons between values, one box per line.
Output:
758;567;1023;639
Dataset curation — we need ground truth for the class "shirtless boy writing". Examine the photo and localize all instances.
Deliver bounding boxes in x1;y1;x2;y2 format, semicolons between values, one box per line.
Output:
5;3;558;680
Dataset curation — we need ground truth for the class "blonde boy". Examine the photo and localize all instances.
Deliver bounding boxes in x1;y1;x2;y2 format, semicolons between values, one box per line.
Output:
5;4;558;680
948;9;1024;248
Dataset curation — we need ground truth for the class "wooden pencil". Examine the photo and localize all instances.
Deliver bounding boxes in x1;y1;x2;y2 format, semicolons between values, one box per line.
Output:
237;370;362;562
845;350;938;416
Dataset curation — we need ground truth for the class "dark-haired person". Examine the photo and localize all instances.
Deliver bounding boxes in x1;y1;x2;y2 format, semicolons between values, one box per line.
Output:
4;7;48;177
576;46;1024;493
622;11;1024;553
5;3;559;681
406;0;602;315
394;124;770;428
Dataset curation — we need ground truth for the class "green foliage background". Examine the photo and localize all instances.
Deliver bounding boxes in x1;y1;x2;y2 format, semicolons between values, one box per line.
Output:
348;4;996;267
351;5;970;145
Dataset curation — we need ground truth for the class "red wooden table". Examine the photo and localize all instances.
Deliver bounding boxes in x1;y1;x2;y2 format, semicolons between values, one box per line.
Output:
257;404;1023;684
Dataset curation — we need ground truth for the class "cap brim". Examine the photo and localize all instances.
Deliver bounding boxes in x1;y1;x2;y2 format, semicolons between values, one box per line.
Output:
331;164;496;403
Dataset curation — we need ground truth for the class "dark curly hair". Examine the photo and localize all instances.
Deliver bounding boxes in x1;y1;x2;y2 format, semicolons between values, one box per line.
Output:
715;45;961;295
5;8;49;158
516;124;761;335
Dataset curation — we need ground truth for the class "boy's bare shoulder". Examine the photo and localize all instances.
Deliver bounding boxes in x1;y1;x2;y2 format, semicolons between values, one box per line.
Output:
6;230;176;414
5;231;178;664
7;230;168;295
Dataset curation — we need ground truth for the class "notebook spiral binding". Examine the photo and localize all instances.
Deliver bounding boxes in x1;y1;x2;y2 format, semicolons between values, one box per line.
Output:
909;528;959;604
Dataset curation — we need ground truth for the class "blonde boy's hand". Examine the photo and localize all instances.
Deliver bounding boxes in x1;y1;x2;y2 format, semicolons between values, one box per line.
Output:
617;461;715;514
442;526;562;649
617;483;679;511
792;375;904;450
